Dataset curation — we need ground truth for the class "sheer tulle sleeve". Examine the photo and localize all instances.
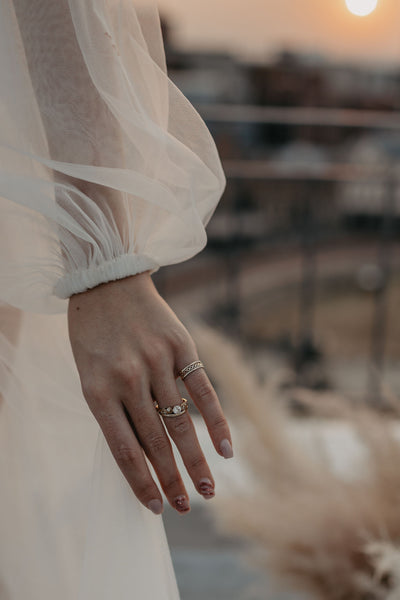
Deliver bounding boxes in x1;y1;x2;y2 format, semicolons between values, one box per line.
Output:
0;0;225;313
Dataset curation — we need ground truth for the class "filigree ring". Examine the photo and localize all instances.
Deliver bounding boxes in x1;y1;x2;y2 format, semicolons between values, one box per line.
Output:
178;360;204;380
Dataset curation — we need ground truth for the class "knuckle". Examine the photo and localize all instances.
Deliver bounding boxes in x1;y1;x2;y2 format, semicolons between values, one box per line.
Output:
164;476;183;494
188;454;207;470
114;444;138;467
212;415;228;431
82;383;110;410
110;361;126;379
145;340;167;370
114;363;141;389
171;418;191;435
95;408;118;428
146;432;170;453
169;327;191;351
196;381;215;404
136;482;158;501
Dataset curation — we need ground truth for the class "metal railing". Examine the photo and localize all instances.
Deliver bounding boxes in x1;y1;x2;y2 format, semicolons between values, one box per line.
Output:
167;106;400;404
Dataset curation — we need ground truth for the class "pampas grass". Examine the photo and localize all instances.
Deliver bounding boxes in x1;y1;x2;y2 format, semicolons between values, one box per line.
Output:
189;320;400;600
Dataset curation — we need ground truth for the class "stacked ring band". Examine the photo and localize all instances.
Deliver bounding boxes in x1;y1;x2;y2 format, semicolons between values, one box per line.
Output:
178;360;204;380
154;397;188;418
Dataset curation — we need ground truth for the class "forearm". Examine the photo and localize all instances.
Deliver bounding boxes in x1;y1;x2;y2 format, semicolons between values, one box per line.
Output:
5;0;225;305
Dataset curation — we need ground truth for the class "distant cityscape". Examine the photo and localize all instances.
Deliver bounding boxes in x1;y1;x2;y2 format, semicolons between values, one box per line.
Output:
154;15;400;402
161;14;400;248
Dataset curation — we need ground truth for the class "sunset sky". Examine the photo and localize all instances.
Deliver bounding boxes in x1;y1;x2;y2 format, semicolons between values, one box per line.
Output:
156;0;400;66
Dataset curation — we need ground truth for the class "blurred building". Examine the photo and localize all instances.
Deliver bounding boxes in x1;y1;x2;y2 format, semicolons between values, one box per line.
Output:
155;14;400;400
160;12;400;248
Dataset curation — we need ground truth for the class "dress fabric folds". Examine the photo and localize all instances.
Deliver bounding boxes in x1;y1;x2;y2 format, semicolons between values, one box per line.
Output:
0;0;225;598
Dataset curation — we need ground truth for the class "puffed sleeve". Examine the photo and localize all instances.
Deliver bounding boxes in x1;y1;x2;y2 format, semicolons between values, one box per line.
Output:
0;0;225;313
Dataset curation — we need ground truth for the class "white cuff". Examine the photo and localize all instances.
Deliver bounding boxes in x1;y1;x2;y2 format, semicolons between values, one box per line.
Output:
54;254;159;299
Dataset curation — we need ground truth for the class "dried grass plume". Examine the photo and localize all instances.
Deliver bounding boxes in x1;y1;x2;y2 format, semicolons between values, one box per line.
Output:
189;319;400;600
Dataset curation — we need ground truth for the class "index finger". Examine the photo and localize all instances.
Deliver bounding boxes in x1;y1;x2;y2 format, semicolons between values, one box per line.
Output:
176;358;233;459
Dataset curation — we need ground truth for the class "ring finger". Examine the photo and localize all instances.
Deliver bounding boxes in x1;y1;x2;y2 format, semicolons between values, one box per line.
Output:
151;365;216;501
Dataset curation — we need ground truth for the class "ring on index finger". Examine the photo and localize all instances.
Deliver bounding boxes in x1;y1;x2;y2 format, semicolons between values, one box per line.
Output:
178;360;204;380
154;397;189;418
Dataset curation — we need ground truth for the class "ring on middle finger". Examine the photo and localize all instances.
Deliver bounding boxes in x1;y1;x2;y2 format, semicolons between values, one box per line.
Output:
154;397;189;418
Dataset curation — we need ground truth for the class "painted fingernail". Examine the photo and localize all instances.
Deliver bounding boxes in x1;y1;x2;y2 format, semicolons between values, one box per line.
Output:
199;477;215;499
147;499;163;515
174;495;190;513
220;438;234;459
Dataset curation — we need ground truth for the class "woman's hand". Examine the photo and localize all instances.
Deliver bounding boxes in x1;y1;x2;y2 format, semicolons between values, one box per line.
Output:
68;271;233;515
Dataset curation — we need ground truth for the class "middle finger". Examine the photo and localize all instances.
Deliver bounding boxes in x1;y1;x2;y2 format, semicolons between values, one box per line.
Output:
123;390;190;514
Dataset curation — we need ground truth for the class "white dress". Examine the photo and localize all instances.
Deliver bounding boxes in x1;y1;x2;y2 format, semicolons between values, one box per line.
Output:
0;1;225;598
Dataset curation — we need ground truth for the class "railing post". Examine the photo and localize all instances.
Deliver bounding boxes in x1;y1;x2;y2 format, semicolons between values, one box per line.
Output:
293;185;321;384
367;166;396;406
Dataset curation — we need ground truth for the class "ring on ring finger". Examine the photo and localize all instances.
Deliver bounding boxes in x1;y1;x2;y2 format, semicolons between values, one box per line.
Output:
154;397;189;418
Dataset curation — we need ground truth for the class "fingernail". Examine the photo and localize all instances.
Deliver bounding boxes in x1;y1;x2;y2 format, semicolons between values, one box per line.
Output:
174;495;190;513
147;499;163;515
220;438;234;459
199;477;215;499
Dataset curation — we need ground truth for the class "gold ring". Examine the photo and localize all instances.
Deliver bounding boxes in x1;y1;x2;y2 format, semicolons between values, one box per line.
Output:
154;397;188;418
178;360;204;380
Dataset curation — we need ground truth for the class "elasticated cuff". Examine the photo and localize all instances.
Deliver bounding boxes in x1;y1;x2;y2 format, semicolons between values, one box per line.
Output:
53;253;159;299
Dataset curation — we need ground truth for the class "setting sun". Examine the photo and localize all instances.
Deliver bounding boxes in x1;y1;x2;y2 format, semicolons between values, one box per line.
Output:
345;0;378;16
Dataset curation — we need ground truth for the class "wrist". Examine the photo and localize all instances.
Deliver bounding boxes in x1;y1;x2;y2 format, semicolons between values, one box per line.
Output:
68;269;154;306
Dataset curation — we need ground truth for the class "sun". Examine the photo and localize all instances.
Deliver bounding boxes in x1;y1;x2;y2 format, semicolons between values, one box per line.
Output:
345;0;378;16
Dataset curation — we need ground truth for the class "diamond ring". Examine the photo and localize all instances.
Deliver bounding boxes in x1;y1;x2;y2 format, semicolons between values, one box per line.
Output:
154;397;188;418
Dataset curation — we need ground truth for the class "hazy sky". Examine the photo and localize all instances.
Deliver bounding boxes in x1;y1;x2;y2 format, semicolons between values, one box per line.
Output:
156;0;400;65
